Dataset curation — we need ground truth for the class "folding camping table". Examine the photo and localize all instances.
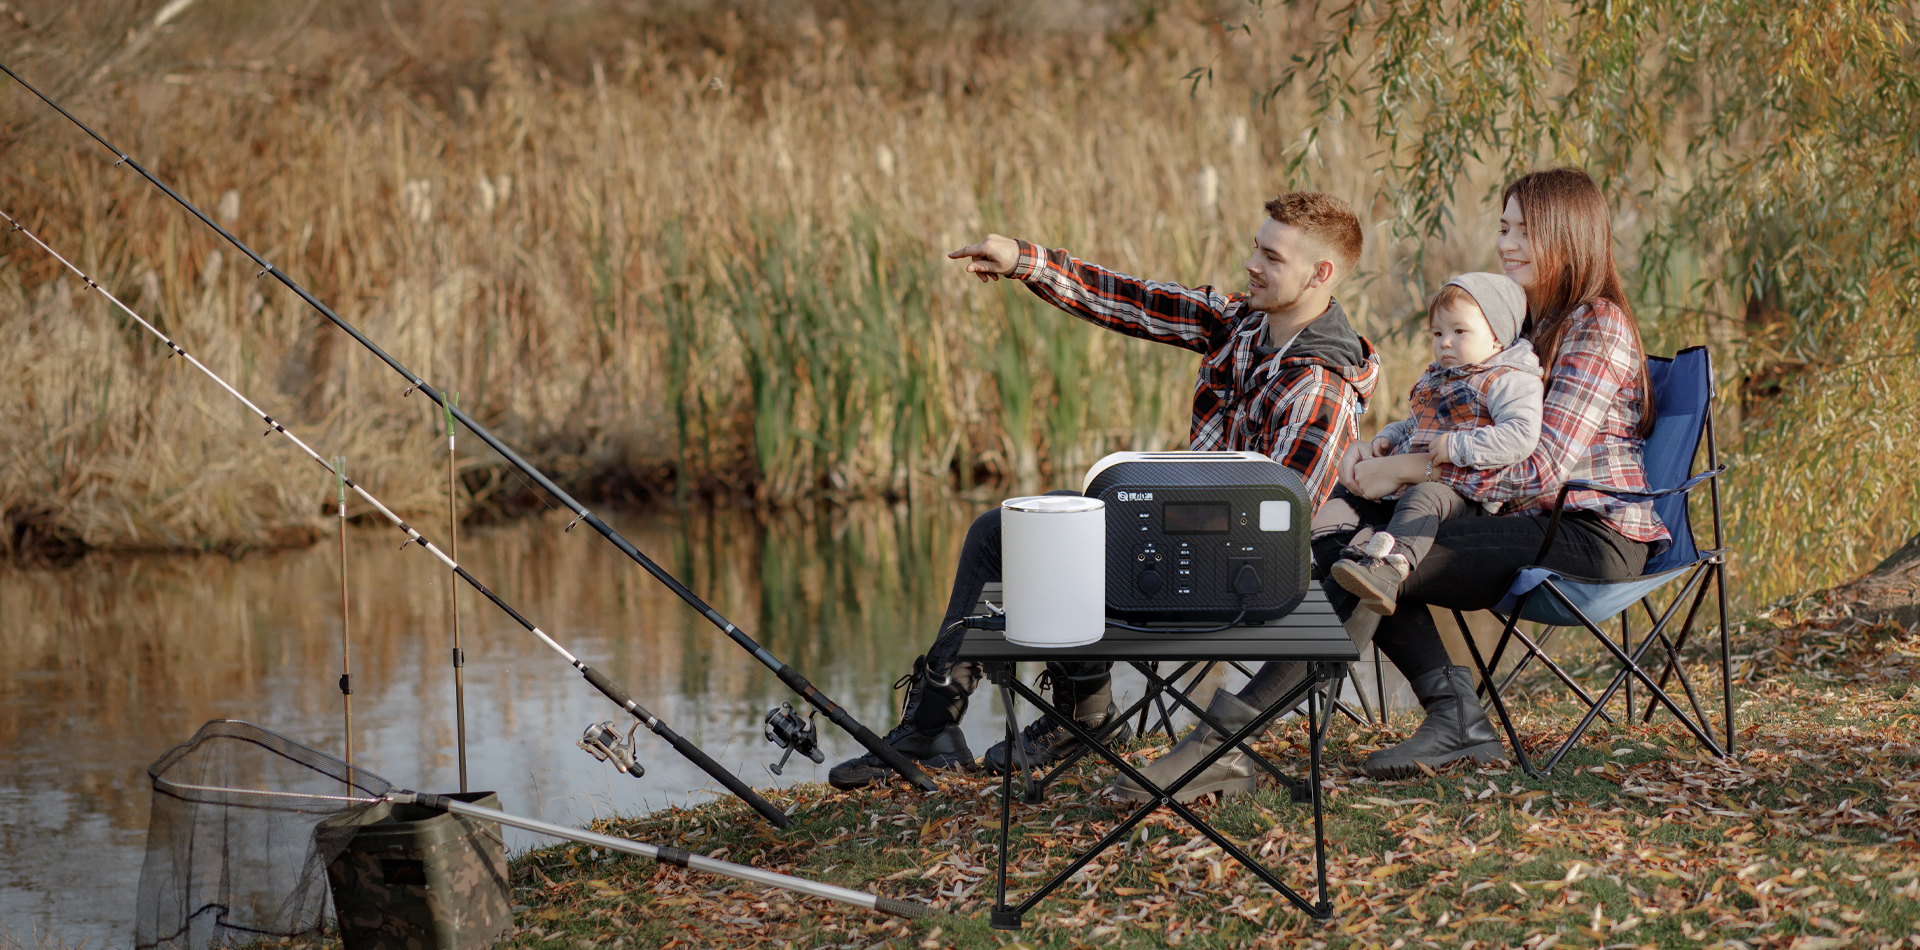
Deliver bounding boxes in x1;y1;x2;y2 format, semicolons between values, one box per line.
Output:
957;584;1360;927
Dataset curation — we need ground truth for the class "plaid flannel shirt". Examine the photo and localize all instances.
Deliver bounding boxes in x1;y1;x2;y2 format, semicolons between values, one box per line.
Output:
1010;241;1379;509
1436;298;1670;546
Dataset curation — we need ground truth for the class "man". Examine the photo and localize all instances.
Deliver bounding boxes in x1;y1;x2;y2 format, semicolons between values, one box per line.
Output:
828;193;1380;799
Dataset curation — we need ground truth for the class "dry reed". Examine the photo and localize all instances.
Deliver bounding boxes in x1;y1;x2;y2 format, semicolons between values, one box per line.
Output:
0;0;1900;608
0;2;1432;543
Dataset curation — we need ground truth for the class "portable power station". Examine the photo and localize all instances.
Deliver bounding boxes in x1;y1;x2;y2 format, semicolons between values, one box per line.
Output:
1081;451;1312;624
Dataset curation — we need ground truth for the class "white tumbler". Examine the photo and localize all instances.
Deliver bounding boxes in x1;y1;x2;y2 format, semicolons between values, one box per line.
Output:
1000;495;1106;648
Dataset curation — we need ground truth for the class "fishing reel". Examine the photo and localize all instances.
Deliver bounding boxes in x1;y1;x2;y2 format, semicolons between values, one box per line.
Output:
577;721;644;779
763;702;823;776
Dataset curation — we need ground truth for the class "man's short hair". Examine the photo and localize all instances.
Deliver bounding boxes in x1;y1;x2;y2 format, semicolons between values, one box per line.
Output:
1263;193;1363;273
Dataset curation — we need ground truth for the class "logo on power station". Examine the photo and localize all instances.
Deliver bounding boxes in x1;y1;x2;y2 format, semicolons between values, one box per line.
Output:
1116;490;1155;502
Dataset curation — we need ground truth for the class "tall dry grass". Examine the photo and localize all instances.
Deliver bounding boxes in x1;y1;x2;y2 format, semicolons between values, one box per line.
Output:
3;0;1891;608
0;0;1448;554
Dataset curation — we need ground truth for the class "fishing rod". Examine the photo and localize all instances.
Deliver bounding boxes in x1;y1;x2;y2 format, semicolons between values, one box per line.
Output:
443;394;469;793
0;61;937;793
0;209;792;830
334;456;356;787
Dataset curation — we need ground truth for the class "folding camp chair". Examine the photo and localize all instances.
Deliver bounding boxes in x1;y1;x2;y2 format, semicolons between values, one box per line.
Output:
1458;345;1732;777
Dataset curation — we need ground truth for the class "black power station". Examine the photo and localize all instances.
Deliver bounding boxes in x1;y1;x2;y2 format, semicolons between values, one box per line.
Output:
1082;452;1312;624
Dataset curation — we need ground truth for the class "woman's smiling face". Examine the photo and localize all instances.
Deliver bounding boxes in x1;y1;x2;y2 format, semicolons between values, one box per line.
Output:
1496;195;1536;294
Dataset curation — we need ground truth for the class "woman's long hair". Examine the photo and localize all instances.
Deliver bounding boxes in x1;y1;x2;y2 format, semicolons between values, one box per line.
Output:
1502;167;1656;437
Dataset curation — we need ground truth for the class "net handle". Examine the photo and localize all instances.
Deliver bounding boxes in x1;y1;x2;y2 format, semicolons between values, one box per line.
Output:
146;784;931;919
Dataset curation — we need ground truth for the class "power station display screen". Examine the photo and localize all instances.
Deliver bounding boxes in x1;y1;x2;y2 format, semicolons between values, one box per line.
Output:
1163;501;1231;534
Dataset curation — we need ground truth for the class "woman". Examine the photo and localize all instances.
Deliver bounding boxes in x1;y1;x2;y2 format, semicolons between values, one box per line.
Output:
1334;166;1668;778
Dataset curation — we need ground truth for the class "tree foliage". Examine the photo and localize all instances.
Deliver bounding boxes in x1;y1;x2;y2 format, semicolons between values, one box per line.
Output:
1260;0;1920;600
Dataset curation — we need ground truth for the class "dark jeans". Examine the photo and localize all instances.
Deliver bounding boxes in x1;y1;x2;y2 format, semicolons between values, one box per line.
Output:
927;491;1109;700
1312;487;1651;681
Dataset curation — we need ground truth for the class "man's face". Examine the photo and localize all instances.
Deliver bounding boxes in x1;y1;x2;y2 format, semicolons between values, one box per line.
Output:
1242;219;1329;315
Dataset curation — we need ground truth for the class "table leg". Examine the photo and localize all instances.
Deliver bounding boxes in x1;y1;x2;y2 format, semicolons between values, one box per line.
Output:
1151;660;1218;738
1134;662;1156;737
1309;664;1335;916
1137;662;1308;800
1000;675;1333;919
1027;661;1201;803
988;662;1022;930
1150;661;1181;740
1373;645;1387;725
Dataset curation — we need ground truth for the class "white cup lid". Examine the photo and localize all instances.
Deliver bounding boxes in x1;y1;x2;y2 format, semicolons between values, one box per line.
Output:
1001;495;1105;514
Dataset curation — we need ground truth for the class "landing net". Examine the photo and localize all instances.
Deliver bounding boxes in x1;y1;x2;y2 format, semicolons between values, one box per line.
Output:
134;720;391;950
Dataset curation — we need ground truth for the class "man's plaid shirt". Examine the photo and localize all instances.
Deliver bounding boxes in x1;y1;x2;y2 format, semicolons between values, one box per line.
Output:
1436;298;1670;547
1011;241;1379;509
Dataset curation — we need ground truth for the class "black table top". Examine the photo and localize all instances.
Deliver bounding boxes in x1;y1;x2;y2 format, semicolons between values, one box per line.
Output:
956;584;1361;663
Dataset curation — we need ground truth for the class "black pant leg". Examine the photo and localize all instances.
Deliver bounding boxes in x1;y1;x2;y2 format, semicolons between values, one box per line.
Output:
1373;513;1651;680
937;507;1005;635
1381;481;1479;567
1310;488;1398;630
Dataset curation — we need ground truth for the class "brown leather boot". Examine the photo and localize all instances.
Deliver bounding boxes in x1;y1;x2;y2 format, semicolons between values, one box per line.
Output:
1110;691;1261;804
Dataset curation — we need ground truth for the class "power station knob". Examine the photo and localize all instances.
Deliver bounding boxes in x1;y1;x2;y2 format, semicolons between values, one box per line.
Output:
1136;569;1163;595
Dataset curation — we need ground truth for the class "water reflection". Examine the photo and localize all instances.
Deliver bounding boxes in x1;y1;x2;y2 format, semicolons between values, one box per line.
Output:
0;497;993;949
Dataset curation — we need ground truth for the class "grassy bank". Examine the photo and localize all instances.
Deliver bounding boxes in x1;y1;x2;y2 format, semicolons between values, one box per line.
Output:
491;609;1920;949
1;0;1912;609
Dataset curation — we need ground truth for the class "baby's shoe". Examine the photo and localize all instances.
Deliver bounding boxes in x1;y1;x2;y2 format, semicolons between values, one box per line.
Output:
1330;531;1412;615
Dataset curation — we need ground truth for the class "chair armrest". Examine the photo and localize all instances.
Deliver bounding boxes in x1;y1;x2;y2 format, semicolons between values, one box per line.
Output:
1560;466;1726;502
1530;466;1726;564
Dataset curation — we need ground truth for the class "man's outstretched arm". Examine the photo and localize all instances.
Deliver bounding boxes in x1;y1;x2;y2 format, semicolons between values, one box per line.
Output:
949;234;1236;354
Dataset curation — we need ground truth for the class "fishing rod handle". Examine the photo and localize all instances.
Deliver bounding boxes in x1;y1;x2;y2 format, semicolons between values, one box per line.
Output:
777;667;938;792
653;720;793;829
577;666;792;829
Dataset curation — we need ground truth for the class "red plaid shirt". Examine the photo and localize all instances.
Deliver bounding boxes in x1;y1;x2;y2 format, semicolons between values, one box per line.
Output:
1011;241;1379;508
1437;298;1669;546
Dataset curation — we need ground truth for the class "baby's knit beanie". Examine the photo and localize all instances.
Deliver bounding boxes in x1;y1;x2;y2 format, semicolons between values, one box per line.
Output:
1442;272;1528;347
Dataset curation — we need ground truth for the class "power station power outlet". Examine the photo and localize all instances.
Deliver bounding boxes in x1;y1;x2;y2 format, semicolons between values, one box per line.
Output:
1228;557;1263;595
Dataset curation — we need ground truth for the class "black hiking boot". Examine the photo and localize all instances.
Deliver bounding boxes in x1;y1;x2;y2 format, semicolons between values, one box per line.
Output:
827;655;975;790
1363;666;1504;779
983;667;1132;775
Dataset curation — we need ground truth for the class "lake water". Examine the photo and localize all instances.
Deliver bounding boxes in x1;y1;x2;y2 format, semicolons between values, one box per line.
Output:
0;499;987;948
0;496;1405;949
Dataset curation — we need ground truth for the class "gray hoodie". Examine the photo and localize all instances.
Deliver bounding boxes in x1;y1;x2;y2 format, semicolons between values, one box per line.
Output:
1376;337;1545;472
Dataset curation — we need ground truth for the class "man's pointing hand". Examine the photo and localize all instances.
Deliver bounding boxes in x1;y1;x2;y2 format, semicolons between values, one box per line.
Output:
948;234;1020;282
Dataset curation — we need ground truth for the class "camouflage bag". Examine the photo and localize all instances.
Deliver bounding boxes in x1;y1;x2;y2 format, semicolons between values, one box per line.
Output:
324;791;514;950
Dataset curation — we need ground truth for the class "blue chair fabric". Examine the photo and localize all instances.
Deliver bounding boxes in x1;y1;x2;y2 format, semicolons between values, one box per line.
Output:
1640;346;1712;573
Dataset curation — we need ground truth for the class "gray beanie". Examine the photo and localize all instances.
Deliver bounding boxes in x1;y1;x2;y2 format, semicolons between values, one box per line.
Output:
1441;272;1528;347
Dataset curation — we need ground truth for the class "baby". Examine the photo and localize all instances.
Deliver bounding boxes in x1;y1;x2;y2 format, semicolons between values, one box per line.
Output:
1326;272;1543;614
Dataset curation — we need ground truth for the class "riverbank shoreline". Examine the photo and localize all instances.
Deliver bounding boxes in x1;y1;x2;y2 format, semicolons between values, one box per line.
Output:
487;602;1920;949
